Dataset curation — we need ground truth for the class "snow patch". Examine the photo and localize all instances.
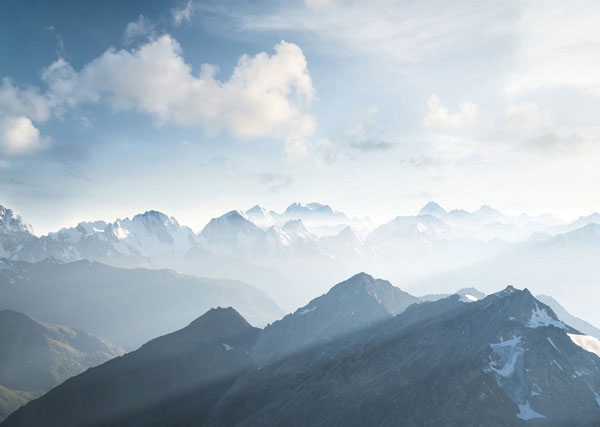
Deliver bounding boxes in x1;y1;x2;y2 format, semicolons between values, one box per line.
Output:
516;401;545;420
568;333;600;358
221;343;234;351
489;336;524;377
458;293;478;303
547;337;560;353
527;304;566;329
299;306;317;315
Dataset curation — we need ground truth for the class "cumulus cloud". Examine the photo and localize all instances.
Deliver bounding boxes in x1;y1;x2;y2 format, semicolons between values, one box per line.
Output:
422;95;477;130
172;1;193;26
0;116;49;155
0;78;53;122
42;35;315;140
124;15;156;44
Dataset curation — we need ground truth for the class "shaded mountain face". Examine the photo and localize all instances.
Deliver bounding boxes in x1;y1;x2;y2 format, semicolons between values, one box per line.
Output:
210;288;600;426
252;272;419;363
0;258;283;350
6;275;600;427
2;308;260;427
0;310;122;421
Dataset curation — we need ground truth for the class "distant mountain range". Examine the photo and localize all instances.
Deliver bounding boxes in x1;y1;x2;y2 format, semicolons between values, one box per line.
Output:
0;310;122;421
0;258;283;350
4;273;600;426
412;222;600;327
2;201;600;312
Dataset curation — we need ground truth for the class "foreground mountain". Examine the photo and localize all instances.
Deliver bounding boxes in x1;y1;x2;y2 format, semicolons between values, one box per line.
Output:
0;258;283;350
2;308;260;427
0;310;122;421
210;287;600;426
252;273;419;363
5;275;600;426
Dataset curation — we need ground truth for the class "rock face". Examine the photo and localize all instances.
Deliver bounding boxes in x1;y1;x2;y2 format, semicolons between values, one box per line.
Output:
252;272;419;363
14;210;198;269
0;207;36;259
211;287;600;426
2;308;260;427
0;258;283;350
4;276;600;427
0;310;122;421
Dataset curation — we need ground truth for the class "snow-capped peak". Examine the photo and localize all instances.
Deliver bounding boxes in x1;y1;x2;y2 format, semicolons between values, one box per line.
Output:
0;205;34;235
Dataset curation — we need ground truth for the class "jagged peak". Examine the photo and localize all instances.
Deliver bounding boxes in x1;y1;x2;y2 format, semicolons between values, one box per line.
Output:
132;210;172;224
246;205;267;214
219;210;249;221
0;204;35;234
284;202;334;214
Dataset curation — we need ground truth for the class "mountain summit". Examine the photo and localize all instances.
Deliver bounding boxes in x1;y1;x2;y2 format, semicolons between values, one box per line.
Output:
418;201;447;217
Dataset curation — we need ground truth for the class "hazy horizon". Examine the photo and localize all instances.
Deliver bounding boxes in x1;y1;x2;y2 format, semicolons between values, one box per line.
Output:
2;1;600;234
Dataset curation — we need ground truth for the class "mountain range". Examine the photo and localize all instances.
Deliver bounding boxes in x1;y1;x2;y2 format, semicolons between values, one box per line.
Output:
2;201;600;315
0;258;283;350
3;273;600;426
0;310;122;421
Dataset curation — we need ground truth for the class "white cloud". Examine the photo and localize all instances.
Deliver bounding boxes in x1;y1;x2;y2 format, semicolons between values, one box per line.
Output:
124;15;156;44
42;35;316;141
422;95;477;130
172;1;193;26
507;2;600;97
316;138;338;164
0;78;53;122
240;1;516;63
506;101;549;131
0;116;49;155
284;138;311;162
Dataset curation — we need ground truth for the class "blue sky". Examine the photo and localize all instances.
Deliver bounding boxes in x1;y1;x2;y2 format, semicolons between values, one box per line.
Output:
2;0;600;233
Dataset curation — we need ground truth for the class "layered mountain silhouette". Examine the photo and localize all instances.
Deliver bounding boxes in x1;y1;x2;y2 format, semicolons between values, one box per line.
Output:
0;310;122;421
4;274;600;426
1;307;259;427
0;258;282;350
3;201;600;324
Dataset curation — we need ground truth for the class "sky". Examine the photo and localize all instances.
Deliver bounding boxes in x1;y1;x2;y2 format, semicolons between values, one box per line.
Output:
2;0;600;234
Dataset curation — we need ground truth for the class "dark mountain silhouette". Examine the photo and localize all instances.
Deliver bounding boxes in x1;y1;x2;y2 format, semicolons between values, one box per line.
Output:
4;278;600;426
